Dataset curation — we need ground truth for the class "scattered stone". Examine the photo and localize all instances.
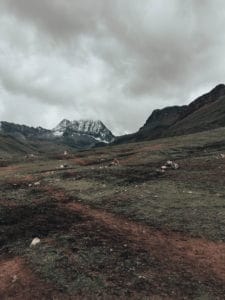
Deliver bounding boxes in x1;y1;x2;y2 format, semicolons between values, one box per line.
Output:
25;153;37;160
138;275;146;279
172;162;179;170
161;165;167;170
12;275;18;283
156;168;165;174
34;181;40;186
165;160;173;167
60;164;68;169
109;158;120;167
30;237;41;247
160;160;179;172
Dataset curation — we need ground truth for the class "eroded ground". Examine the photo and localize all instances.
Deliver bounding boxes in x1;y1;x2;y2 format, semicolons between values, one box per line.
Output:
1;128;225;299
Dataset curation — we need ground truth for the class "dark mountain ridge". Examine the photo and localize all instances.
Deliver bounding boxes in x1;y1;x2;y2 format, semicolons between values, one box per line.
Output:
1;84;225;153
0;119;115;154
0;121;52;140
116;84;225;143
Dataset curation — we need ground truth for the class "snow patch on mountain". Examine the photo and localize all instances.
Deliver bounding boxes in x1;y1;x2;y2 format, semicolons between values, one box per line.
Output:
53;119;115;143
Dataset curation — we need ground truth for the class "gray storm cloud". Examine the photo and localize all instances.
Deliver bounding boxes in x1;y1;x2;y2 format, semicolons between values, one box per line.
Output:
0;0;225;135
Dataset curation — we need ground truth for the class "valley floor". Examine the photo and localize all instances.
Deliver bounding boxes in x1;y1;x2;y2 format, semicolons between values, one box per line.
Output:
1;127;225;299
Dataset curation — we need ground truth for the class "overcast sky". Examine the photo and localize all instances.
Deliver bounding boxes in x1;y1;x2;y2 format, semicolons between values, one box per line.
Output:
0;0;225;135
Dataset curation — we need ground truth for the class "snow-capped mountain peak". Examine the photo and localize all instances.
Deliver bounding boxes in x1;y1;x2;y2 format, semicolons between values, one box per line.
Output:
53;119;71;136
53;119;115;143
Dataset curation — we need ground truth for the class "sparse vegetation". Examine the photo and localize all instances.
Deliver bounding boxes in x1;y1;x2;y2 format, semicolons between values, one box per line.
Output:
1;127;225;298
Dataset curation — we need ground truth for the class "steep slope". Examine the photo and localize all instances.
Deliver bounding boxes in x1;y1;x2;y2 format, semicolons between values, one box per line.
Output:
168;85;225;136
116;84;225;143
0;134;37;157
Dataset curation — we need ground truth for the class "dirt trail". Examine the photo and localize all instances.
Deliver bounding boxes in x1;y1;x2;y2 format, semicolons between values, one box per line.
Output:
0;256;64;300
65;202;225;284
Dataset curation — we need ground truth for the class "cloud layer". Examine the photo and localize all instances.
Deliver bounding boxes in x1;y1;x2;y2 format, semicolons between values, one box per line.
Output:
0;0;225;135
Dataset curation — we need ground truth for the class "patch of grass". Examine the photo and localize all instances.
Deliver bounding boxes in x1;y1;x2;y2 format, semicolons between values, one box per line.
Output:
27;244;104;294
2;127;225;298
59;174;225;241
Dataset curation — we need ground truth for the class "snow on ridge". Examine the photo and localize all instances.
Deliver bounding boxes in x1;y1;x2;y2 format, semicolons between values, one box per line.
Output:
53;130;63;137
52;119;114;143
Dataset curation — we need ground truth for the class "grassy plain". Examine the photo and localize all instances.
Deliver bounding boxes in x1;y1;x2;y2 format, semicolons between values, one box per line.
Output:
1;127;225;299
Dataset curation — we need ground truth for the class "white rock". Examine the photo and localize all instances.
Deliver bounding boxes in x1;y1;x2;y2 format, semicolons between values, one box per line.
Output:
34;181;40;186
166;160;173;166
161;165;167;170
172;162;179;170
138;275;146;279
30;237;41;247
12;275;18;283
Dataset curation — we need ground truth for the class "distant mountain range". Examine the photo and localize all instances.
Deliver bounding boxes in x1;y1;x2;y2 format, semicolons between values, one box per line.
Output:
115;84;225;143
1;84;225;156
0;119;115;155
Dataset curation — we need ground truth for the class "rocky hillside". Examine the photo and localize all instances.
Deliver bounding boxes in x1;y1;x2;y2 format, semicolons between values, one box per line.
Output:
116;84;225;143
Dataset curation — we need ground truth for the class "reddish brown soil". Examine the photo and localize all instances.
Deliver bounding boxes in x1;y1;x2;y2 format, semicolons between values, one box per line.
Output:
0;166;20;173
141;143;166;151
2;175;36;188
0;255;162;300
0;257;64;300
2;173;225;298
65;202;225;285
